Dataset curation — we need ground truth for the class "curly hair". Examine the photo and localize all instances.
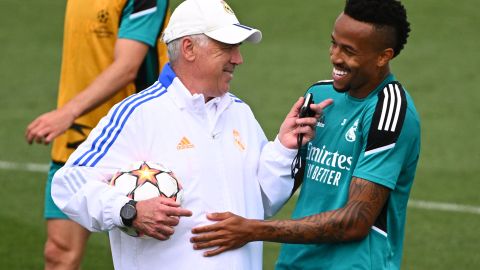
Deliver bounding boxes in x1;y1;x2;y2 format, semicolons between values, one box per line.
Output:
344;0;410;58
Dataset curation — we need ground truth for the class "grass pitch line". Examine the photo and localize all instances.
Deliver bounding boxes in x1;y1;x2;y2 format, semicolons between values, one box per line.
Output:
408;199;480;215
1;160;480;215
0;160;49;173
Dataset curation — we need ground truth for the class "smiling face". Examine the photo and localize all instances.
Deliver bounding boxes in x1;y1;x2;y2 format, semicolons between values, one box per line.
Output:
191;37;243;100
330;13;393;98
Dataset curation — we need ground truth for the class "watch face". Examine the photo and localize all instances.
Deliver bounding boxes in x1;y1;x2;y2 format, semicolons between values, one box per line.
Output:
121;204;136;219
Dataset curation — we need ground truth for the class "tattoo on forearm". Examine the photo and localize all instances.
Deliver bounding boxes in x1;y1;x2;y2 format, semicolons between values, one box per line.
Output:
260;177;389;244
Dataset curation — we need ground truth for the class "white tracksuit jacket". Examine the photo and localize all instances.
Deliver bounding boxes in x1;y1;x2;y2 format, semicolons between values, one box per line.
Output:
52;64;296;270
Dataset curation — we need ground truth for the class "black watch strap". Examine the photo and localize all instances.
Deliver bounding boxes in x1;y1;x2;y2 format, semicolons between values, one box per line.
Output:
120;200;137;227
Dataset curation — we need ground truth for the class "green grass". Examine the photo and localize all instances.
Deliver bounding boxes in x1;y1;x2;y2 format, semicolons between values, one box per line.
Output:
1;0;479;269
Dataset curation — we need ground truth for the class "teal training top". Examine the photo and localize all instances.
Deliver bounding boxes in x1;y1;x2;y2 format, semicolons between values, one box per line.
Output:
276;74;421;270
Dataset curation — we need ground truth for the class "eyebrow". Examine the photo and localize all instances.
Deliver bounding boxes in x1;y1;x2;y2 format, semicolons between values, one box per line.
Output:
331;34;358;54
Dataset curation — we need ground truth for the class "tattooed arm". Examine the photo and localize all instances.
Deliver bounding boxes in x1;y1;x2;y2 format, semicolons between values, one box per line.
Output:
190;177;390;256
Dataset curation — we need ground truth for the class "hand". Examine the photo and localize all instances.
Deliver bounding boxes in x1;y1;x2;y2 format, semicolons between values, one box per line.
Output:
278;97;333;149
25;108;76;145
134;196;192;240
191;212;253;257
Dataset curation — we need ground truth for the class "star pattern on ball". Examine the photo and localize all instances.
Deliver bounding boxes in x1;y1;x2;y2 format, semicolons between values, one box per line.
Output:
130;162;161;187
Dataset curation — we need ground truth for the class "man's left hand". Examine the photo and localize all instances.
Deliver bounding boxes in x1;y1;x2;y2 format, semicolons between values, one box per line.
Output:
191;212;252;257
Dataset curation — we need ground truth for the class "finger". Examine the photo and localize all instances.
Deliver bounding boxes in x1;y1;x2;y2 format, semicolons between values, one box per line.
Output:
164;206;192;217
190;233;216;244
295;117;317;127
25;124;37;143
26;123;45;144
162;216;180;226
34;134;45;144
44;132;58;144
158;196;181;206
191;223;219;234
193;238;226;250
204;246;229;257
206;212;231;221
33;128;52;144
286;97;304;117
149;232;170;241
296;125;315;135
311;98;334;113
25;130;35;144
26;118;41;134
155;224;175;236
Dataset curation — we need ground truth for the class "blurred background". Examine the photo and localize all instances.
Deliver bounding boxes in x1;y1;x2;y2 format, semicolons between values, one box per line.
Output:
0;0;479;269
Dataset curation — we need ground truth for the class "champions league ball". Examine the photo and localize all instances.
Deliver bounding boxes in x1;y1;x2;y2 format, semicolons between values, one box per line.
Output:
110;161;184;237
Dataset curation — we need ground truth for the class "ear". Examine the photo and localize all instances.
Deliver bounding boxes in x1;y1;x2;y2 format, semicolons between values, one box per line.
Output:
181;37;196;62
377;48;394;67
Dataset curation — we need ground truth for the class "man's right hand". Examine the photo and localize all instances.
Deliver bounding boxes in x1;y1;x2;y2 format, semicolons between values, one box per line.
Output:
25;108;76;145
134;197;192;240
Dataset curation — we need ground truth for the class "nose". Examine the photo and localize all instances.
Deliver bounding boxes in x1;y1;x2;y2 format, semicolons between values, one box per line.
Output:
231;45;243;65
329;45;342;65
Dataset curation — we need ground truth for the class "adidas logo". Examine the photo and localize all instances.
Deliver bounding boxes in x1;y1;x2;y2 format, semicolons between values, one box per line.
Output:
177;136;194;150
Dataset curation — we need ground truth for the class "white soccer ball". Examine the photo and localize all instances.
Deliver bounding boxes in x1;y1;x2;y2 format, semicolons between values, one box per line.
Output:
110;161;184;237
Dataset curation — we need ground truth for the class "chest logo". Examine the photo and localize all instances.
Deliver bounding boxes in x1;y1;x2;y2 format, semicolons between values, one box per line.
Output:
97;9;109;24
317;115;326;128
233;129;246;151
345;119;359;142
177;136;194;150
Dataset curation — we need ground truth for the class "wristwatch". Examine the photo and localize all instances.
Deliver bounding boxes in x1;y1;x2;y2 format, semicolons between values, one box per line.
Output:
120;200;137;227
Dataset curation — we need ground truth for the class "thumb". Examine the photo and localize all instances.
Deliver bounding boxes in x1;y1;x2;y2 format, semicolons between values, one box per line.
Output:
286;97;304;118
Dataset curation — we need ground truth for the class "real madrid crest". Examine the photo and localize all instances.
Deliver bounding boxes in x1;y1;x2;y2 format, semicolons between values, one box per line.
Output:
233;129;246;151
345;119;359;142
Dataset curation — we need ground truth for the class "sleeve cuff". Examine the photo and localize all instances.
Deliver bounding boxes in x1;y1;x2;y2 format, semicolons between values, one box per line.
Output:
112;196;131;227
273;136;298;159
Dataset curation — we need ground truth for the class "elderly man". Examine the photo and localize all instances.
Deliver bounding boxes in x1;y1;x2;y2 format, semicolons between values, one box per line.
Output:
52;0;331;269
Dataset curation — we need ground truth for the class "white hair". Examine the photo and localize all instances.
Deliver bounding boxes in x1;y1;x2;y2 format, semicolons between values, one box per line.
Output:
167;34;211;64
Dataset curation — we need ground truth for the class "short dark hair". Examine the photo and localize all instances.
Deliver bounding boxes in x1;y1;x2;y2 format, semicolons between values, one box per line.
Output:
344;0;410;58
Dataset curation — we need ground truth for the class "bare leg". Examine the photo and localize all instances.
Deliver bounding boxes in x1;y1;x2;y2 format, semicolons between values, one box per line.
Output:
44;219;91;270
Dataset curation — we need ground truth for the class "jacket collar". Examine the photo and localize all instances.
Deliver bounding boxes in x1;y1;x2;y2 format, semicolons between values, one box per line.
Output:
159;63;233;115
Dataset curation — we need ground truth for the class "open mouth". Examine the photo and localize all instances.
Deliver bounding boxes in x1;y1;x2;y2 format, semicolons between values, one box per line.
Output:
333;67;348;78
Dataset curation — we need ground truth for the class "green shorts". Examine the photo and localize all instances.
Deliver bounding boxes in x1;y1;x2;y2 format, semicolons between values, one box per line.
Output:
44;161;69;219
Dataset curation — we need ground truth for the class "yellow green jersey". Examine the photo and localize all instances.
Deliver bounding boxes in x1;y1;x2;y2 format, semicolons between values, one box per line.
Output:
52;0;169;163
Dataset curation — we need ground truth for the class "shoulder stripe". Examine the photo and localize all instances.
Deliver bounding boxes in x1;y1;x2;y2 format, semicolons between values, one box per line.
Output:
131;0;157;19
365;82;407;155
364;143;395;156
73;82;166;167
130;7;157;19
372;226;388;237
228;93;244;103
377;83;404;132
390;84;403;132
311;80;333;87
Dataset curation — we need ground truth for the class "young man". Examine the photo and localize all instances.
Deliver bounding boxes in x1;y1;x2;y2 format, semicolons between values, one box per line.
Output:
190;0;421;269
25;0;170;269
51;0;330;269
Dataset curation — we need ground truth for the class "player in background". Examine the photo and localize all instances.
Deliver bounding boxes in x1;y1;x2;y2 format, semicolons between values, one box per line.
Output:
50;0;332;269
190;0;421;269
25;0;170;269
